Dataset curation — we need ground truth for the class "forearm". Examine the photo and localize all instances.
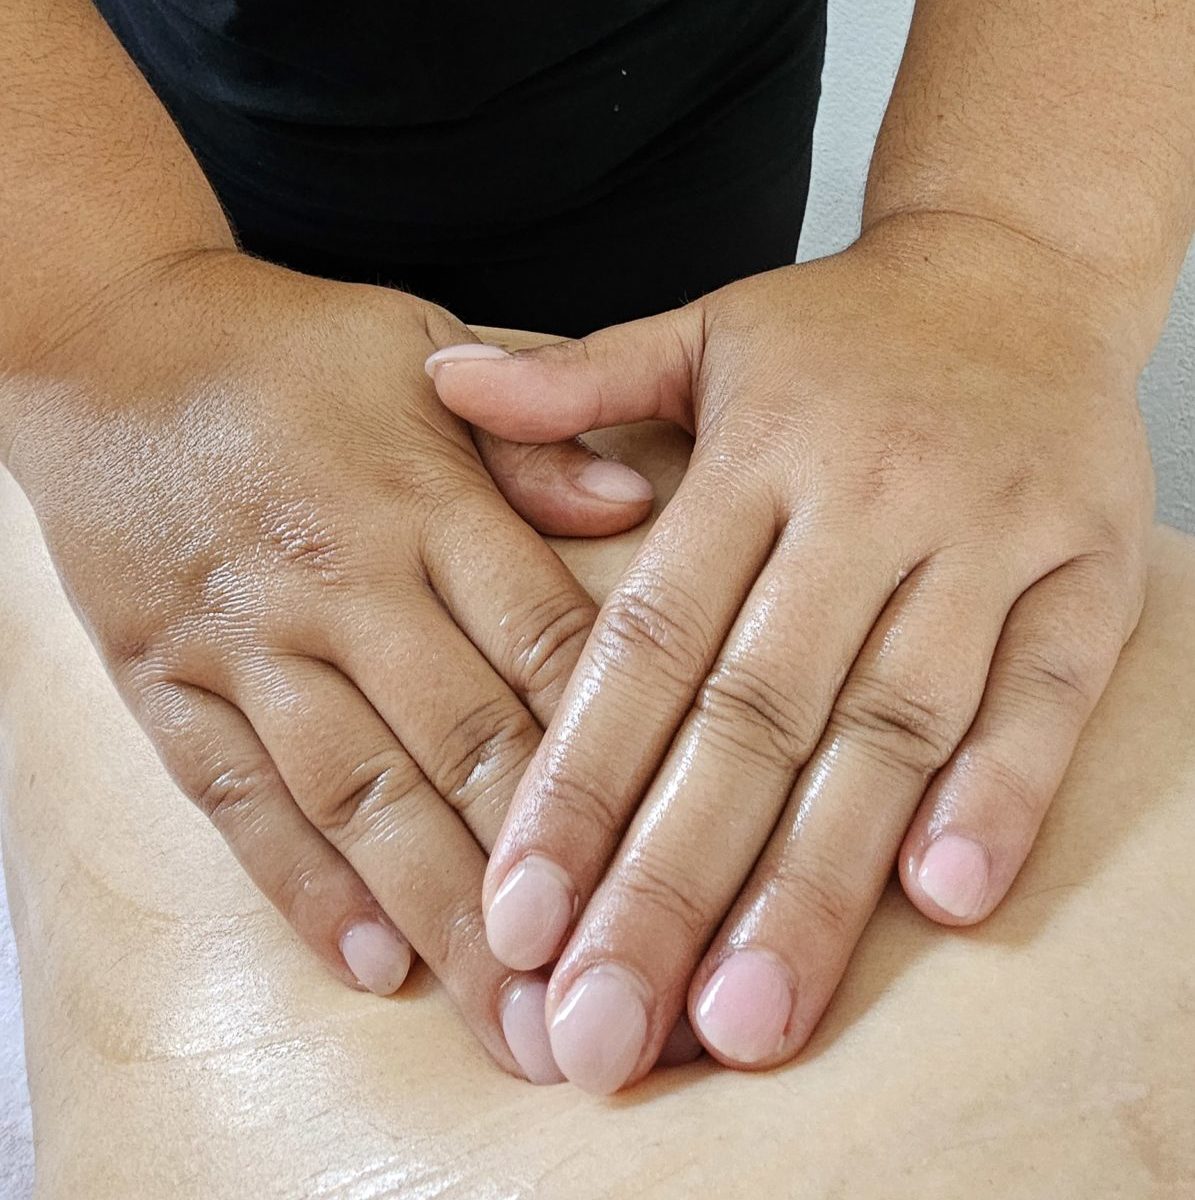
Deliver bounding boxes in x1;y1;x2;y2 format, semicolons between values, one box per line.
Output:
863;0;1195;365
0;0;233;453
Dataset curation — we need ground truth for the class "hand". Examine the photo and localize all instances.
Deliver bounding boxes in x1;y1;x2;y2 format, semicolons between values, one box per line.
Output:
8;249;657;1083
429;213;1155;1092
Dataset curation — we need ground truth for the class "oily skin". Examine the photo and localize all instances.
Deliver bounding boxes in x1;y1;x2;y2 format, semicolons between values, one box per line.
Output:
5;434;1194;1196
3;248;663;1083
0;0;660;1082
434;223;1157;1090
431;0;1195;1093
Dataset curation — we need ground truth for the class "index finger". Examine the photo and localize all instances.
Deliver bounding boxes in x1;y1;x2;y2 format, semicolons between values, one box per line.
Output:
480;469;778;970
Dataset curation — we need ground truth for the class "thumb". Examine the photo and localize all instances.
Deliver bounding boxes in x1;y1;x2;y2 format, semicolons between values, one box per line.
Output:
424;306;702;443
473;431;655;538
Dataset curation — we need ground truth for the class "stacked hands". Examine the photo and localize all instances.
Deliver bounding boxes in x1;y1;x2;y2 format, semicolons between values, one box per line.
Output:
11;212;1152;1093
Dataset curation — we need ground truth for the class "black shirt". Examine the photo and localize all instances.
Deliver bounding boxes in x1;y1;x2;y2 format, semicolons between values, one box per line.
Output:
97;1;827;332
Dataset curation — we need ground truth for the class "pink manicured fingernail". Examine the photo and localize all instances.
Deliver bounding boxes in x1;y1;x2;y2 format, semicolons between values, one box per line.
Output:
549;964;648;1095
575;460;654;503
424;343;511;376
657;1016;704;1067
694;949;793;1064
917;834;990;919
486;854;575;970
339;922;412;996
501;979;565;1085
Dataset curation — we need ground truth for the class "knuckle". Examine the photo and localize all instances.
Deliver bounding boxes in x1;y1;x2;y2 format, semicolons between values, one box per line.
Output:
594;574;714;687
535;762;627;845
1003;643;1100;713
195;760;276;824
272;856;322;927
768;851;858;942
258;498;351;586
310;750;424;839
618;856;709;943
507;591;596;699
428;699;538;810
695;660;821;769
421;892;488;975
852;421;942;506
835;673;963;775
957;745;1043;826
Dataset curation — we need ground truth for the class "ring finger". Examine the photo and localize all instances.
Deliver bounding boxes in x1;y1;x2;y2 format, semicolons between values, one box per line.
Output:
688;554;1018;1070
235;654;563;1084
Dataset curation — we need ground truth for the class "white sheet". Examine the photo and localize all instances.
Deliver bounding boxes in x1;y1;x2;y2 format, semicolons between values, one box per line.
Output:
0;845;34;1200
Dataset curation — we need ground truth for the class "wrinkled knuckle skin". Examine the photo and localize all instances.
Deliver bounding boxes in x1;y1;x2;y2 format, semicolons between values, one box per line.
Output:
834;674;963;775
617;855;710;945
508;593;596;700
955;745;1043;827
594;577;714;688
1004;644;1101;713
258;500;353;587
273;858;323;928
310;750;424;842
422;894;489;979
431;699;537;815
695;661;821;770
195;761;277;824
534;764;627;845
767;851;858;944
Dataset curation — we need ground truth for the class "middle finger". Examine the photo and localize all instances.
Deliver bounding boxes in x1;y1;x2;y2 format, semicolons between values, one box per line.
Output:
540;524;903;1092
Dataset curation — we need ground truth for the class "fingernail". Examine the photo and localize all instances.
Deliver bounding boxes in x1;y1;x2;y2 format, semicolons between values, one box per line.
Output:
657;1015;704;1067
339;922;412;996
694;949;793;1065
575;460;654;504
501;979;565;1085
424;343;511;376
549;964;648;1094
917;834;990;919
486;854;575;970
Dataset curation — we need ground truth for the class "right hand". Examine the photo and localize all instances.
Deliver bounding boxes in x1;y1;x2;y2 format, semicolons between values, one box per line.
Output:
6;249;655;1083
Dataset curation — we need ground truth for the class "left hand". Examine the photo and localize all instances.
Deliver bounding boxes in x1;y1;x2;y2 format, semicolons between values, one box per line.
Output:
428;214;1154;1093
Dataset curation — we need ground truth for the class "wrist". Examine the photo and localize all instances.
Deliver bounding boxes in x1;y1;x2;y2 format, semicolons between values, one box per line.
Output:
0;245;258;475
853;208;1150;387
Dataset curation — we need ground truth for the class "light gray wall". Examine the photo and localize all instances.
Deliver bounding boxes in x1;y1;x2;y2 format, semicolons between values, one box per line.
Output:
798;0;1195;534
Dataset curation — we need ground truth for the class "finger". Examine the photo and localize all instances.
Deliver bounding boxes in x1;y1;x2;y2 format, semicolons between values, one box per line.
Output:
425;304;703;443
421;493;601;725
537;527;900;1092
321;587;546;851
657;1017;704;1068
481;470;778;973
688;557;1016;1070
901;554;1133;924
235;655;561;1082
135;678;412;995
474;430;655;538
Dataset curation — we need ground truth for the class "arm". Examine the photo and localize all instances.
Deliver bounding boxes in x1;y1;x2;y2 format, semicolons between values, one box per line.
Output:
0;0;233;437
864;0;1195;364
0;0;655;1080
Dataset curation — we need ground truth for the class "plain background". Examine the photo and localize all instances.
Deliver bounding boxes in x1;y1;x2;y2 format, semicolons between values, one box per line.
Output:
798;0;1195;534
2;4;1194;1197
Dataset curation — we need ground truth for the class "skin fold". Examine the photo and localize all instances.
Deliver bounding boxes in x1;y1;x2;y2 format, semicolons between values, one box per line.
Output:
2;391;1194;1197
